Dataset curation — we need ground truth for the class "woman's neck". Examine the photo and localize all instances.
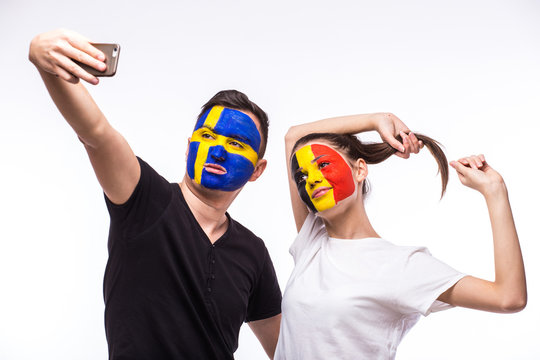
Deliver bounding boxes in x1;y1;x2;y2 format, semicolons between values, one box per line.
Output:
321;198;379;240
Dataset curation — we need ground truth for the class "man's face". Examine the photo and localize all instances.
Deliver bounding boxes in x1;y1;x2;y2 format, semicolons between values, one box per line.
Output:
291;143;355;212
187;106;261;191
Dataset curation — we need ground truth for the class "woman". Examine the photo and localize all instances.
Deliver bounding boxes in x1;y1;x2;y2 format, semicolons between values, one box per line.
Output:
274;113;526;360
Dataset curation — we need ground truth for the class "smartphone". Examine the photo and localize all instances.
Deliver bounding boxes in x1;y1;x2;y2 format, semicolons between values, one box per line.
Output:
74;43;121;77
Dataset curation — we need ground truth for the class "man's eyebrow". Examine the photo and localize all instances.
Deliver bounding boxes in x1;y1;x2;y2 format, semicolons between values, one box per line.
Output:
311;155;325;163
228;134;249;142
201;125;215;131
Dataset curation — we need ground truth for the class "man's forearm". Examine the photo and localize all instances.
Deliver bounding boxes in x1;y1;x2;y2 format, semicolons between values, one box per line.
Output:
38;68;109;148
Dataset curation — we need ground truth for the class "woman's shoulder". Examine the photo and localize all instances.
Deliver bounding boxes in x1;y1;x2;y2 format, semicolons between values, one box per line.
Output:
290;212;327;260
371;238;432;262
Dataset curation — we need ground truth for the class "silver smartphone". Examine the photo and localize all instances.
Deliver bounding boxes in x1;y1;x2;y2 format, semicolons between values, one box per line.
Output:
74;43;120;77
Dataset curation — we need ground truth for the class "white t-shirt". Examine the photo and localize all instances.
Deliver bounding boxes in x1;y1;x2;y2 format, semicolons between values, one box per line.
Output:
275;213;466;360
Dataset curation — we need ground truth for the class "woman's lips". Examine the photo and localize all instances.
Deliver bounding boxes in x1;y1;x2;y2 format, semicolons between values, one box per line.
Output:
204;163;227;175
312;187;331;199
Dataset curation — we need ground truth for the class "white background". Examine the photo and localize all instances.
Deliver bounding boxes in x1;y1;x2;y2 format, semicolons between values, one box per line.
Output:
1;0;539;359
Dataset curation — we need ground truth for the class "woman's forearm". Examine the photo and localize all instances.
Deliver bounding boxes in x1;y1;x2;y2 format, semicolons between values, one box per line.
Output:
284;112;412;159
285;113;379;144
484;184;527;311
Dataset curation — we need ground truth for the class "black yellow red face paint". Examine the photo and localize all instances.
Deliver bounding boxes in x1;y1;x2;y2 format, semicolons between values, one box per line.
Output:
291;144;356;212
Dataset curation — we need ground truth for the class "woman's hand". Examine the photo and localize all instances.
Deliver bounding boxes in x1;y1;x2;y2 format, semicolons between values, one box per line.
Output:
450;155;505;197
373;113;423;159
29;28;106;85
440;154;526;313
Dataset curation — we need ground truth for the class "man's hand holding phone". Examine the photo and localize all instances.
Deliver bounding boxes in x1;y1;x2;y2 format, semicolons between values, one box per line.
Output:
29;29;117;85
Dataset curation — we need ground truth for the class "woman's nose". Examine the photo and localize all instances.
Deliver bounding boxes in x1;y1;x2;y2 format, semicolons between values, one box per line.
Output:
308;173;323;187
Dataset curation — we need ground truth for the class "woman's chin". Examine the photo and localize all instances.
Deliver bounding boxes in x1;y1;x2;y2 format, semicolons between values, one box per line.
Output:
315;202;344;218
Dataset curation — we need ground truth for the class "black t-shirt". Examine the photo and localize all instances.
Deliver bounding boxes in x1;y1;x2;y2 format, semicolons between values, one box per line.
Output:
103;158;282;359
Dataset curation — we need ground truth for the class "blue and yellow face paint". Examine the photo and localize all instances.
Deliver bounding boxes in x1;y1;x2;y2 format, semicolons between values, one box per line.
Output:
187;106;261;191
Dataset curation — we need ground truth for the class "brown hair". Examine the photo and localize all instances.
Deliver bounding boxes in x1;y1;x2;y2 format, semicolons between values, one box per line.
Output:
198;90;269;158
292;132;448;198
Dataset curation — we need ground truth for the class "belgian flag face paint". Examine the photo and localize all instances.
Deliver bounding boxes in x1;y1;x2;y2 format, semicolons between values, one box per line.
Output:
291;144;356;212
187;106;261;191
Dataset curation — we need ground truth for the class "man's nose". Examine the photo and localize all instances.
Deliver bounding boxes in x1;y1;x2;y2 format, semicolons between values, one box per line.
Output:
210;145;227;162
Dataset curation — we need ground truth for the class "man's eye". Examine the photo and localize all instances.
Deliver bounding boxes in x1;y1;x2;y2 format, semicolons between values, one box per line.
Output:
229;140;244;149
202;133;215;140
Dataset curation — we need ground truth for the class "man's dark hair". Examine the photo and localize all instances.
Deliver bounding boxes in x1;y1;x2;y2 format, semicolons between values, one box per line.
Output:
198;90;269;158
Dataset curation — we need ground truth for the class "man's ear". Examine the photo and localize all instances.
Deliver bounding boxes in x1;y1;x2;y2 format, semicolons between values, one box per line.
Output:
249;159;267;182
185;137;191;160
354;158;368;183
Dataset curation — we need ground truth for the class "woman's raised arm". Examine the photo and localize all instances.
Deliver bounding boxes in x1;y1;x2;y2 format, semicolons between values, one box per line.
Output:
438;155;527;313
284;113;418;232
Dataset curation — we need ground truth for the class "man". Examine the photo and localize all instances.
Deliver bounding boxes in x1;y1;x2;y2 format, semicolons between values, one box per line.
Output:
29;29;282;359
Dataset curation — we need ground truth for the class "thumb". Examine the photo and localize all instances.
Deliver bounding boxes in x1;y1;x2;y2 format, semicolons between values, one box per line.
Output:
450;160;474;176
384;134;405;153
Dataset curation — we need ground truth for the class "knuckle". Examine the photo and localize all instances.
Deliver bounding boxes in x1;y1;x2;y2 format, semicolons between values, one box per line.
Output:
52;39;64;51
30;34;41;47
48;50;59;62
67;64;79;76
58;29;70;39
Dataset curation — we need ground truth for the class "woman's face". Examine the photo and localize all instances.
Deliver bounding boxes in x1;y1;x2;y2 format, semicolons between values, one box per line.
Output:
291;143;356;212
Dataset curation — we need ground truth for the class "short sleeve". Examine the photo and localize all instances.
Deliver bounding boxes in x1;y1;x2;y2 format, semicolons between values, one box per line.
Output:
396;247;466;316
289;212;326;263
105;157;172;240
245;250;282;322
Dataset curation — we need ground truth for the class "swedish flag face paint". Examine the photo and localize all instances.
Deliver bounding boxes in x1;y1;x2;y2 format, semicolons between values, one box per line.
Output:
291;144;355;212
187;106;261;191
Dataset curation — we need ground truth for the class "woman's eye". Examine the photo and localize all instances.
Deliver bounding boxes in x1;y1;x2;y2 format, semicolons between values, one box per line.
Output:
319;162;330;169
294;172;308;184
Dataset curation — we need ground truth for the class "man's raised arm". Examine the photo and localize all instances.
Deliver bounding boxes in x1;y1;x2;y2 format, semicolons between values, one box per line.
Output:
29;29;140;204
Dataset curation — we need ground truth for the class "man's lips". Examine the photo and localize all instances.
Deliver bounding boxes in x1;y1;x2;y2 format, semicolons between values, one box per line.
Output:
312;187;332;199
204;163;227;175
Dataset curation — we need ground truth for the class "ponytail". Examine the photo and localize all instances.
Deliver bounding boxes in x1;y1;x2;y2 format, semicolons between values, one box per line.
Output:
292;132;448;198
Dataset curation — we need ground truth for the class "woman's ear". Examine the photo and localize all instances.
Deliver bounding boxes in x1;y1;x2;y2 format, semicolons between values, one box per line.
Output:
354;158;368;183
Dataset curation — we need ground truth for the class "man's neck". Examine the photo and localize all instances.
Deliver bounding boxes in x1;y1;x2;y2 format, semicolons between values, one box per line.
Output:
179;175;240;243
